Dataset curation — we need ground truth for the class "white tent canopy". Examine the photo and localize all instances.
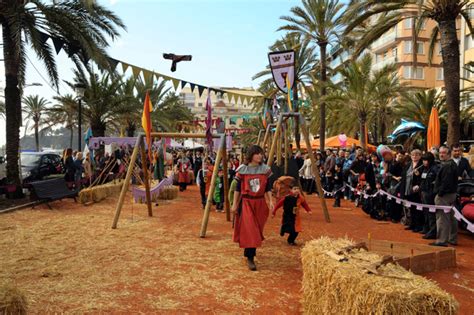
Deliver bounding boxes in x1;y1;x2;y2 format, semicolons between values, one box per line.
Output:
183;139;204;149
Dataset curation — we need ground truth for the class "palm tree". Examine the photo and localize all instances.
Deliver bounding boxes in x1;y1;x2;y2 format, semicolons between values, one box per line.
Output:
22;95;50;151
279;0;345;150
1;0;125;185
151;94;194;132
68;68;130;137
343;0;474;146
49;94;78;148
0;100;5;119
397;89;447;128
253;33;318;149
328;54;401;150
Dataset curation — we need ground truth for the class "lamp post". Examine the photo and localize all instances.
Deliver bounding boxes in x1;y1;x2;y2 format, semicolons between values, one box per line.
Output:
74;84;86;152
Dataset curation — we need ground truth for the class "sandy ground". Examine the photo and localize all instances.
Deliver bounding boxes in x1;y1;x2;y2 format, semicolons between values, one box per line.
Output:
0;184;473;314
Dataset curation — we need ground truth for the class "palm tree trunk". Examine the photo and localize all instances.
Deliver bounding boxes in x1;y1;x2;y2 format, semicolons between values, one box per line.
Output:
34;124;40;152
293;84;300;150
439;19;461;146
3;22;22;186
319;42;328;151
126;123;136;137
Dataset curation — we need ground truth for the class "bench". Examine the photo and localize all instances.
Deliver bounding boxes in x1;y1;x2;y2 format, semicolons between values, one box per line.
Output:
30;178;78;209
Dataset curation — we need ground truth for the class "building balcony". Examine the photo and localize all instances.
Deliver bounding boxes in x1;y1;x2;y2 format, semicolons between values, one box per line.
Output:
371;28;399;52
372;56;398;71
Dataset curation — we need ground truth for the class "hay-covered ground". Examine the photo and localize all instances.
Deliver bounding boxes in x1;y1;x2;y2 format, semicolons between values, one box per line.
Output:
0;185;473;314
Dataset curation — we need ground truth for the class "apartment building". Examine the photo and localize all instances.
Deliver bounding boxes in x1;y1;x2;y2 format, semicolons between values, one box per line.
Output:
179;86;262;130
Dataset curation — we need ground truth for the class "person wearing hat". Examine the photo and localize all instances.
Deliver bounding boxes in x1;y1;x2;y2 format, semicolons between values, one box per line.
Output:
420;152;440;239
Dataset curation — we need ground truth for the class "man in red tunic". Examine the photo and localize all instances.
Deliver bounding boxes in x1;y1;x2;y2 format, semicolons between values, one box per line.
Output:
176;152;191;192
231;145;273;271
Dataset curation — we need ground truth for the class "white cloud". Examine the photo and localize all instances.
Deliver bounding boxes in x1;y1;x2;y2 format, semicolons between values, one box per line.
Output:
109;0;119;5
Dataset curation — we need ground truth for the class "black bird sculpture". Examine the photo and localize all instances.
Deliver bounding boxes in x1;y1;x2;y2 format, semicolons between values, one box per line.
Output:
163;53;192;72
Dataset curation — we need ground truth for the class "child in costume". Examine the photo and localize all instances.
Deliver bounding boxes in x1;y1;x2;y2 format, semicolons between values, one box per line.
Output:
272;179;312;245
214;168;224;212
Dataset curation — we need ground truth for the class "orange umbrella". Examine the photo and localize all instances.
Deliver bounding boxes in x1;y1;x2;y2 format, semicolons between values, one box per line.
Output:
427;107;440;150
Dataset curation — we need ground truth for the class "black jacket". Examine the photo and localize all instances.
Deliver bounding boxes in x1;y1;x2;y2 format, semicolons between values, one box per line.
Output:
455;157;472;178
420;163;439;203
434;160;458;196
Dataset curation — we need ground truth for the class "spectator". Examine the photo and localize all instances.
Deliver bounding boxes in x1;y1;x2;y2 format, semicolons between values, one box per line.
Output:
430;145;458;247
451;143;471;179
63;148;75;182
400;149;423;232
74;152;84;188
299;154;314;194
83;152;92;184
420;152;439;240
324;149;336;174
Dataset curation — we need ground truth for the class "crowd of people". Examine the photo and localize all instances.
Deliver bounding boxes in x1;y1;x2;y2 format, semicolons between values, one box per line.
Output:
294;143;473;247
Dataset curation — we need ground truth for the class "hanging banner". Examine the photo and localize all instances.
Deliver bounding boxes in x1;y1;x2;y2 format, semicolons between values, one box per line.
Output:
268;49;295;93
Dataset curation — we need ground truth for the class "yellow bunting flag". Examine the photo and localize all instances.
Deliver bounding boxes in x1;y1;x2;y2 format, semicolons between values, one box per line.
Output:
121;62;129;73
171;78;180;91
131;65;142;79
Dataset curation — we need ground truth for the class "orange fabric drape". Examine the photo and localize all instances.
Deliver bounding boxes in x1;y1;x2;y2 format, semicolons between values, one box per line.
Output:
427;107;440;150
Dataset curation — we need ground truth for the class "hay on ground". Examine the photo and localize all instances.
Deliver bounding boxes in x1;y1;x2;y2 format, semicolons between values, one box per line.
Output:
78;180;123;204
301;237;458;315
158;186;178;200
0;283;27;315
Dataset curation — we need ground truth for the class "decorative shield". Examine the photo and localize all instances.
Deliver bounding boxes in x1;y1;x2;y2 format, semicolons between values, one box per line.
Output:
268;50;295;93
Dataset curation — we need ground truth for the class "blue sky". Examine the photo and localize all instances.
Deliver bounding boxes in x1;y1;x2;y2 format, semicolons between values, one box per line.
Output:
0;0;299;147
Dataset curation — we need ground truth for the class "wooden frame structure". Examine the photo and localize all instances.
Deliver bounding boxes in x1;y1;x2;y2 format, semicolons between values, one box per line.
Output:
266;113;331;222
111;132;231;233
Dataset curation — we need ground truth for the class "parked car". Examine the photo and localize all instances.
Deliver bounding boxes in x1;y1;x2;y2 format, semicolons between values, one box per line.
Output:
21;152;63;183
0;156;6;183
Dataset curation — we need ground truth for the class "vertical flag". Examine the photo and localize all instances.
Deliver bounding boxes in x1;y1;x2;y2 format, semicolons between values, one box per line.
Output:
141;90;153;161
205;90;213;152
286;75;293;111
84;127;94;166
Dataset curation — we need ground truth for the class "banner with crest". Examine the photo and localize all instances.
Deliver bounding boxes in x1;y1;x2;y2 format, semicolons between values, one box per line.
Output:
268;50;295;94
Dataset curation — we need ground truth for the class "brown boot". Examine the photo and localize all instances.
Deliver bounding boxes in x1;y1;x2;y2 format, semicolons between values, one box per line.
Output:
247;257;257;271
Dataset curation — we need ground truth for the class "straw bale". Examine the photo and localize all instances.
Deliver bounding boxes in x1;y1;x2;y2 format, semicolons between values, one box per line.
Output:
78;180;123;204
301;237;458;315
158;186;178;200
0;283;27;314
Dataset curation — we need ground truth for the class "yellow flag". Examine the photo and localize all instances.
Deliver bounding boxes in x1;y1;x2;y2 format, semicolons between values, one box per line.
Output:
286;75;293;111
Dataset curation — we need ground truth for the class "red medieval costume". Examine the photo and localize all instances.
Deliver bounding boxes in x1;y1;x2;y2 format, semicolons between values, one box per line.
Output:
272;194;311;245
233;164;272;256
177;157;191;191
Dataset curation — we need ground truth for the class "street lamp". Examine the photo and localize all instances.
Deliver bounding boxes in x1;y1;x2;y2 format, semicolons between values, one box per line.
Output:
74;84;86;151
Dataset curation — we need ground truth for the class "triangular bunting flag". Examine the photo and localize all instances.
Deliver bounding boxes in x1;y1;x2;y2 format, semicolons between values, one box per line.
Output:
121;62;130;73
181;80;188;89
161;74;171;82
153;72;162;81
131;65;142;79
236;95;241;104
197;85;206;97
51;36;65;54
107;57;119;71
171;78;180;91
143;69;153;83
38;31;50;45
190;83;196;92
67;42;81;57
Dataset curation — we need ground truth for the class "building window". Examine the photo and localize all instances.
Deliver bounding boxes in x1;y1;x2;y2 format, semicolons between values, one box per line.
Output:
403;66;424;79
375;54;381;63
392;47;398;58
436;68;444;81
404;41;424;54
383;51;387;59
465;35;474;50
404;17;413;29
464;64;474;78
198;102;203;107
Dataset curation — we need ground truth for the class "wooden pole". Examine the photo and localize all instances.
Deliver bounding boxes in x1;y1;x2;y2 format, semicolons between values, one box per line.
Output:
277;125;282;166
284;121;289;175
261;124;272;154
112;135;142;229
267;117;283;167
222;139;231;222
257;129;265;147
199;135;225;237
299;116;331;223
139;140;153;217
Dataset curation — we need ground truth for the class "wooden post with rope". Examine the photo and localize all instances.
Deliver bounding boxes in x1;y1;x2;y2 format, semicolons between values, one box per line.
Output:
222;138;231;222
199;134;226;237
267;116;283;167
112;135;142;229
139;140;153;217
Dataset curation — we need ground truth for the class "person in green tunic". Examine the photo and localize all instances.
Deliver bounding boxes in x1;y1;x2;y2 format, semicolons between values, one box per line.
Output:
213;168;224;212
